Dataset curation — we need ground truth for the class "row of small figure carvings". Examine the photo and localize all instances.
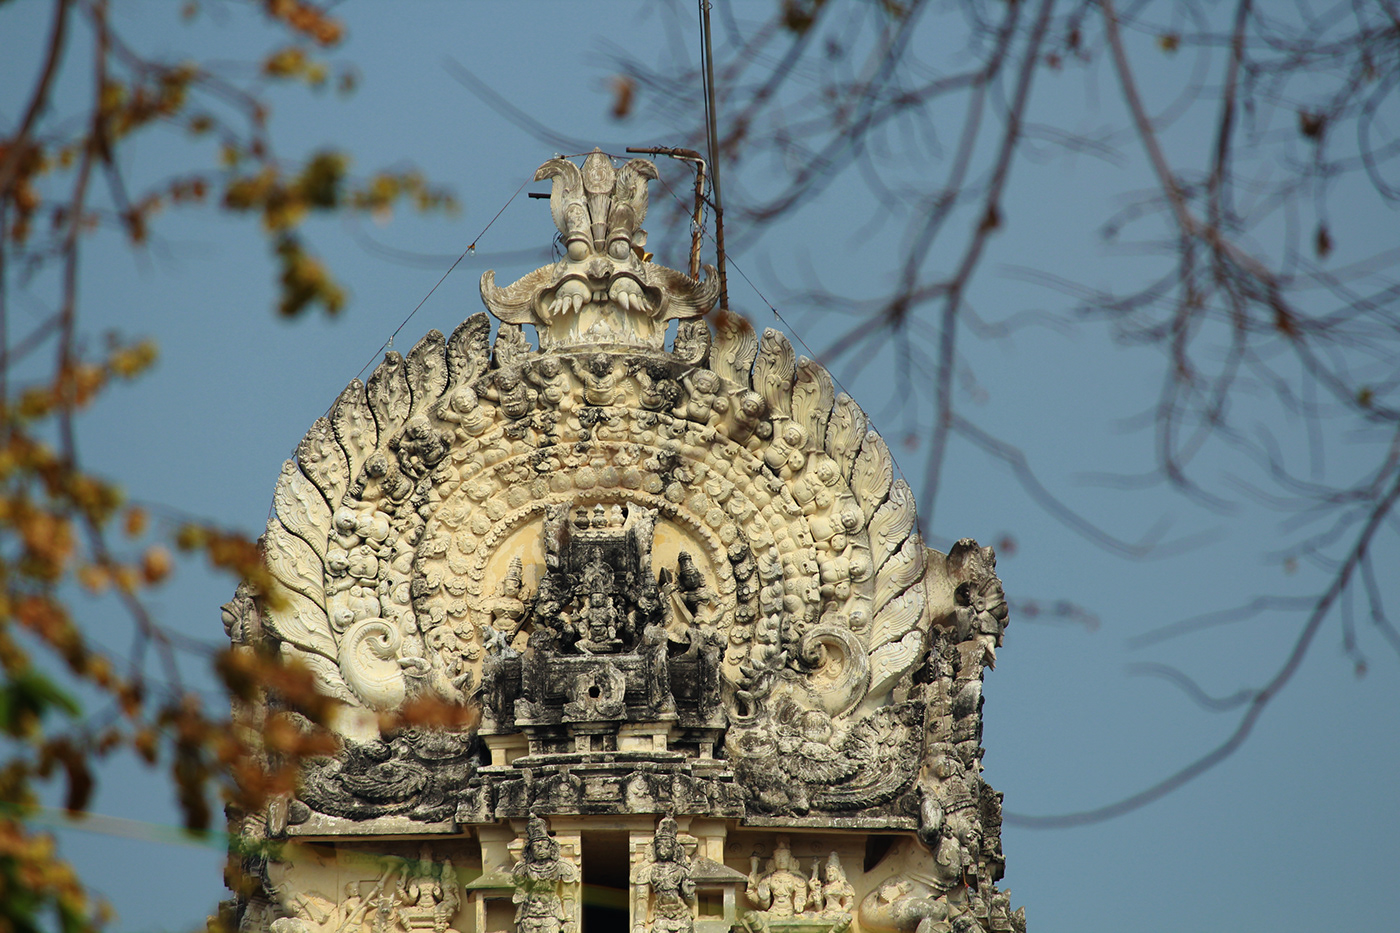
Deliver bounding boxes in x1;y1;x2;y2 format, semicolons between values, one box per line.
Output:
254;816;1023;933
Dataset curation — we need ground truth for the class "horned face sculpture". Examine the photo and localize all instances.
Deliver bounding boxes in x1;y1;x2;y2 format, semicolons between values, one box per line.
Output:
480;149;719;350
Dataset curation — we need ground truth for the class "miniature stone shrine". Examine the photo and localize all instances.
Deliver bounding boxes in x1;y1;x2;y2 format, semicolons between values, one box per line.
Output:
222;150;1026;933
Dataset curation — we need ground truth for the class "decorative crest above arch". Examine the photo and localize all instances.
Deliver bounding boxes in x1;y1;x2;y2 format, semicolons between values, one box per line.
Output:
480;149;720;351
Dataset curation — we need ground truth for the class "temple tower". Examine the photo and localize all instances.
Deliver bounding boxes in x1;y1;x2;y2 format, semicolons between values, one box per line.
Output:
222;150;1025;933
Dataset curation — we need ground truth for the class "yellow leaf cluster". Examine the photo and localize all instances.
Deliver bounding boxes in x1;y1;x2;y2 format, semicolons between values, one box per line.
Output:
262;46;331;88
261;0;344;47
7;341;158;423
0;818;90;930
275;234;345;316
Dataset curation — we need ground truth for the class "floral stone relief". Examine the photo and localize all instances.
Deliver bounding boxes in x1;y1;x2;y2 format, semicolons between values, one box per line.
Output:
223;151;1025;933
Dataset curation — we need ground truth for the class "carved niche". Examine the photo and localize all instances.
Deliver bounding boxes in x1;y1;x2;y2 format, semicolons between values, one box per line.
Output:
225;149;1025;933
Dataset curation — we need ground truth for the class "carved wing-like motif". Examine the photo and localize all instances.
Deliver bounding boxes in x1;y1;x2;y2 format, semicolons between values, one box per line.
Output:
711;311;759;388
825;395;868;481
791;357;834;450
814;702;922;810
446;313;491;386
752;328;796;418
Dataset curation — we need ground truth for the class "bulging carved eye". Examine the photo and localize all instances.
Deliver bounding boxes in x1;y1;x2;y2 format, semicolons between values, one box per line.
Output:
609;239;630;260
567;240;588;261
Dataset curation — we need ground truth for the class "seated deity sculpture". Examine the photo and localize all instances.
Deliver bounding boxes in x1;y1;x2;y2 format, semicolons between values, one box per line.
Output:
746;837;809;920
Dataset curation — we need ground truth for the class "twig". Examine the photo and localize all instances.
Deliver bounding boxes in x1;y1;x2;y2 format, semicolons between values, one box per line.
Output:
1006;467;1400;828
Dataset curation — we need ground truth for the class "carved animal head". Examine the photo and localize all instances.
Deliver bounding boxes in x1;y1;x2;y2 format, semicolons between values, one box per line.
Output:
479;151;719;349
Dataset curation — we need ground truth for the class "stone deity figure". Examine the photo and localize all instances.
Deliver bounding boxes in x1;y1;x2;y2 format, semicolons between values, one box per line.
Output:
763;423;808;479
486;557;529;637
820;854;855;931
527;572;569;648
569;354;626;406
436;385;492;440
638;816;695;933
577;592;622;654
356;452;413;507
745;837;808;919
573;551;624;653
675;552;712;620
392;415;450;478
512;818;578;933
726;390;771;447
404;850;461;933
528;357;574;412
481;367;536;421
633;359;680;412
677;369;728;425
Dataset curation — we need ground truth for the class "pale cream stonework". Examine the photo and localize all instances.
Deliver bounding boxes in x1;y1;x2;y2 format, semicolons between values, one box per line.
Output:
222;151;1024;933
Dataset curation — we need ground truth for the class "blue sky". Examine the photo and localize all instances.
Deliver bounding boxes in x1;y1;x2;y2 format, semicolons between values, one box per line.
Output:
3;2;1398;932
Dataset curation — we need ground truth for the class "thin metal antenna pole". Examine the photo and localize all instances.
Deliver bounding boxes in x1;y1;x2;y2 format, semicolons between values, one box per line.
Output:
626;146;707;280
699;0;728;310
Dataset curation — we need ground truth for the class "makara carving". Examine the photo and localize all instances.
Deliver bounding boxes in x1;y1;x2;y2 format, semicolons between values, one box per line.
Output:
225;150;1025;933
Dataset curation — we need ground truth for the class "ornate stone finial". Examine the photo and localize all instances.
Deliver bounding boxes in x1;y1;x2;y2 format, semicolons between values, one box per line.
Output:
480;150;719;351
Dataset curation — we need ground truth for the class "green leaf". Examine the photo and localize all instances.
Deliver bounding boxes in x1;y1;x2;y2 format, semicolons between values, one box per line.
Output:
0;670;82;736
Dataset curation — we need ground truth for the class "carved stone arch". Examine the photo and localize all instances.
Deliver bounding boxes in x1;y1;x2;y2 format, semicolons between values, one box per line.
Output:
231;149;1024;933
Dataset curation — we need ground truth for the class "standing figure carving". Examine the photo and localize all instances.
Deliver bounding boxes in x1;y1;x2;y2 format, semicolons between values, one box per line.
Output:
638;816;695;933
512;817;578;933
819;854;855;931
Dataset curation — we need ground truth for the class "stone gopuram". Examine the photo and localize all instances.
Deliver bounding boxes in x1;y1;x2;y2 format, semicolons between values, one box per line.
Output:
222;150;1026;933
